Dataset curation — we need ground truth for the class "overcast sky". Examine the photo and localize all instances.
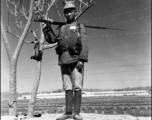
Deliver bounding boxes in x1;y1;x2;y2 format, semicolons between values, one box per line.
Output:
1;0;151;93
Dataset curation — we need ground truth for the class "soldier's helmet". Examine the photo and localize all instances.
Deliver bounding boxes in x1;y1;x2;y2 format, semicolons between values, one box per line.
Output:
62;0;75;9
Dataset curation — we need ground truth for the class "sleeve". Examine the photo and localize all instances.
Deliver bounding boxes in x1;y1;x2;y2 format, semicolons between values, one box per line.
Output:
79;24;88;62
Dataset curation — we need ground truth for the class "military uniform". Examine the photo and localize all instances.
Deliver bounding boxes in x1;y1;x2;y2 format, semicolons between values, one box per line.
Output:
55;0;88;120
56;21;88;91
57;22;88;65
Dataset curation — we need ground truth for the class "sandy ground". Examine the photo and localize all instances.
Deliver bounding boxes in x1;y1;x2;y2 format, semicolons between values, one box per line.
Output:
1;113;151;120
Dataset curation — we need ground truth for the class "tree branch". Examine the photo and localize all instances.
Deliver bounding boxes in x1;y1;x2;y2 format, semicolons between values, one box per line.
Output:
81;0;92;11
54;3;62;21
1;22;13;63
6;0;15;15
45;0;55;18
79;1;82;13
24;40;38;44
29;28;37;39
78;0;88;9
43;42;57;50
13;0;35;60
6;0;22;29
5;30;20;39
14;24;20;37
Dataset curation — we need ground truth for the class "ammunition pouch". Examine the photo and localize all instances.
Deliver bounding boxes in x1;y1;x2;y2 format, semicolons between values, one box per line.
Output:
56;23;83;56
69;45;82;55
55;45;68;55
55;45;82;56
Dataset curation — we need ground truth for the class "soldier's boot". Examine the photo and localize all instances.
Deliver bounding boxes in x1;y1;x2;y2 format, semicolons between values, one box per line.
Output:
73;90;83;120
31;50;43;61
56;90;73;120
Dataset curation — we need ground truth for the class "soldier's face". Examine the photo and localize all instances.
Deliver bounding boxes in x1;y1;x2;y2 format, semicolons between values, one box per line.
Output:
64;8;76;23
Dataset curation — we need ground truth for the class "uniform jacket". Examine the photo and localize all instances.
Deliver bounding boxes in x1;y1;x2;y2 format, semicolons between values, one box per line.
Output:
56;21;88;65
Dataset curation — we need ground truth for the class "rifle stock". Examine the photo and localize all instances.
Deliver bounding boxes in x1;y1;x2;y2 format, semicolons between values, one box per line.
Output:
34;19;65;26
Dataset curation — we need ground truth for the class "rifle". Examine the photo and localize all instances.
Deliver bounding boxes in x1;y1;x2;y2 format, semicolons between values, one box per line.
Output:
34;1;123;31
34;19;124;31
34;2;96;26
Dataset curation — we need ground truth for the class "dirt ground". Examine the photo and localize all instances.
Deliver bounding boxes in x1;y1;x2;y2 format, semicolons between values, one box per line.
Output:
1;113;151;120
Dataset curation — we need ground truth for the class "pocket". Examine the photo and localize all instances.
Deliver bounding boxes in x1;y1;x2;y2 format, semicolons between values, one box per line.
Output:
69;45;82;55
67;31;80;47
68;30;78;39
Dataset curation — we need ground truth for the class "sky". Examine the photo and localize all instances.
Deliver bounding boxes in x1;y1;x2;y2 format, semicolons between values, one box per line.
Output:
1;0;151;93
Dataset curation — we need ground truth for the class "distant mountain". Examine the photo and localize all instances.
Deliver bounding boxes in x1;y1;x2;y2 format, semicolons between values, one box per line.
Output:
82;89;113;92
114;86;151;93
1;86;151;99
52;89;64;93
52;86;151;93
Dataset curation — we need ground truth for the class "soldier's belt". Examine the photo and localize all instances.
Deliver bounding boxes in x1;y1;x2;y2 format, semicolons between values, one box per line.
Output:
55;45;68;55
69;46;82;55
56;45;82;55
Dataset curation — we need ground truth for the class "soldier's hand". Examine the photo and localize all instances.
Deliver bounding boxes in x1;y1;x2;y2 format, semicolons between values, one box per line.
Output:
77;61;83;70
42;18;54;28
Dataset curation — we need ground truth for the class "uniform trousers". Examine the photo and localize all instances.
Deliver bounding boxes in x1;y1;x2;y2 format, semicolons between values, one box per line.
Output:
60;62;84;91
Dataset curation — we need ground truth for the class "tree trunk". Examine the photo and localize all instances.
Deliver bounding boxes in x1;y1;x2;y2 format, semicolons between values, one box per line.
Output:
9;59;17;116
27;22;45;118
27;61;42;118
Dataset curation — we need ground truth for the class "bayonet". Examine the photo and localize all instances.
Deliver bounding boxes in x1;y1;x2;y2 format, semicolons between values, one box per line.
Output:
85;25;124;31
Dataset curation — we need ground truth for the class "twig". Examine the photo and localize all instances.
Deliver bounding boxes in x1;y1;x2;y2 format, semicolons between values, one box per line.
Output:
6;0;15;15
78;0;88;6
7;8;10;31
79;1;82;13
7;0;23;29
54;3;62;21
7;26;11;33
45;0;54;18
20;6;29;19
5;30;20;39
81;0;92;11
24;40;38;44
29;28;38;39
14;22;20;37
76;2;96;20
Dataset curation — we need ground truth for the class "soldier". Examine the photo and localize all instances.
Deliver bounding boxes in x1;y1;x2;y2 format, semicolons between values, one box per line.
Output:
55;0;88;120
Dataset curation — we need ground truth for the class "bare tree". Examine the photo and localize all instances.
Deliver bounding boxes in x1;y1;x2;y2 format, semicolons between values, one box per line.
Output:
1;0;35;116
26;0;59;117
